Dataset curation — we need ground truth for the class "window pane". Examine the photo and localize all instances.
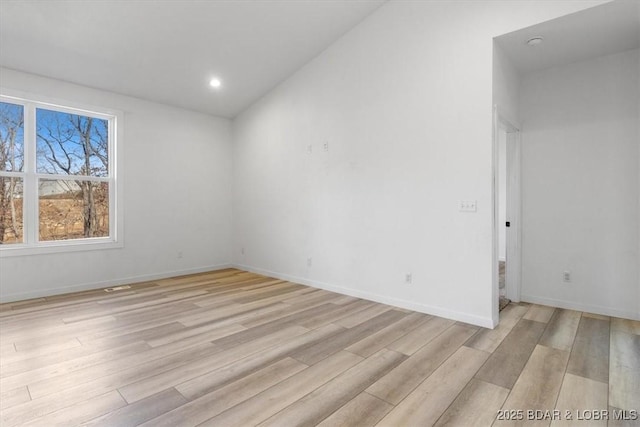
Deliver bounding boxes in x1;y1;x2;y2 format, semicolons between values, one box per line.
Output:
36;109;108;177
0;102;25;173
0;176;24;244
39;179;109;241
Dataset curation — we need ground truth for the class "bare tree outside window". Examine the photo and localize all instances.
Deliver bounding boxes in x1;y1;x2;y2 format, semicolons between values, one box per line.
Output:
36;109;110;240
0;95;118;252
0;102;24;244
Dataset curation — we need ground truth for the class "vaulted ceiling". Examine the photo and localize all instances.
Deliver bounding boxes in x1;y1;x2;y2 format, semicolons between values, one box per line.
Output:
0;0;385;118
3;1;637;117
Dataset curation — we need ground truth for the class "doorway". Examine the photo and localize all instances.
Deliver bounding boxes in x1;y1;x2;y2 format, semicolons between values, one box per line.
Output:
494;109;521;317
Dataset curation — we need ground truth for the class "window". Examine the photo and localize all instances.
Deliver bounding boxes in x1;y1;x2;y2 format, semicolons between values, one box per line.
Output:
0;94;121;255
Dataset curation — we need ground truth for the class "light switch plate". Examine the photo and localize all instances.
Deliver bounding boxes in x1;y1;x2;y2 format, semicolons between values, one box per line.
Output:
459;200;477;212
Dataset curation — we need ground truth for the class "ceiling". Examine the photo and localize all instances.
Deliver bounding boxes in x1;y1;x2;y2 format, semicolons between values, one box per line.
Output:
0;0;385;118
495;0;640;74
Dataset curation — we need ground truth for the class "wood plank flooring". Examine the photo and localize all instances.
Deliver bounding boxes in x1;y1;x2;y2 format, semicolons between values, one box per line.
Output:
0;268;638;426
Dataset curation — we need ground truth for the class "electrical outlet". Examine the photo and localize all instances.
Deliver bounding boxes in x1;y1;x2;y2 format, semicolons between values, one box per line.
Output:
307;257;313;267
177;251;183;259
563;271;571;283
405;273;412;284
323;141;329;152
241;247;245;255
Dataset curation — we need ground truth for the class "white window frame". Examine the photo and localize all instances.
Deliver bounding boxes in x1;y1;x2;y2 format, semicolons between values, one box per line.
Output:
0;90;123;256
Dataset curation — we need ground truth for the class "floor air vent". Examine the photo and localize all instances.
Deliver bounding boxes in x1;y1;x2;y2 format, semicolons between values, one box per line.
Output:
104;285;131;292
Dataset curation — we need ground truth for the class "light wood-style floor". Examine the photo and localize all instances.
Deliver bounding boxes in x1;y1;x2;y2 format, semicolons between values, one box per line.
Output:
0;269;638;426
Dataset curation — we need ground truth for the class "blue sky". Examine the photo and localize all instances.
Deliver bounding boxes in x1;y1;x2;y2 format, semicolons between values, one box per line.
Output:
0;101;108;177
36;107;108;177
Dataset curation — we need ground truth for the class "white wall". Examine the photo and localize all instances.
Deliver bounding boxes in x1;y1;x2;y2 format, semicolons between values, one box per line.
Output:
520;49;639;320
0;68;233;302
232;1;607;327
493;44;522;129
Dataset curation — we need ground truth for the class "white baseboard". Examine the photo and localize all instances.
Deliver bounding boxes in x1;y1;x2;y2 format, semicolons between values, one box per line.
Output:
0;263;232;303
234;263;496;328
3;261;500;328
521;294;639;321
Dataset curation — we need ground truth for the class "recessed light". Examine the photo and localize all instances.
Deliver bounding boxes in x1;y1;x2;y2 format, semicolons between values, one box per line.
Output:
526;36;544;47
209;77;222;88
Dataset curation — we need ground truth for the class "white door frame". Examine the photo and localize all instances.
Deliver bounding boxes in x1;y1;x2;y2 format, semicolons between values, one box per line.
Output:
492;106;522;324
505;126;522;303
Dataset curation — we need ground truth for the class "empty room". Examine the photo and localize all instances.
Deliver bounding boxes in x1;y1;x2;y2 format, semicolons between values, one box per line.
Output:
0;0;638;426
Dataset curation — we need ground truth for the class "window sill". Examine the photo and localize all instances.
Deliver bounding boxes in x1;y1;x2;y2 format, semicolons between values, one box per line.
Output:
0;238;123;257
